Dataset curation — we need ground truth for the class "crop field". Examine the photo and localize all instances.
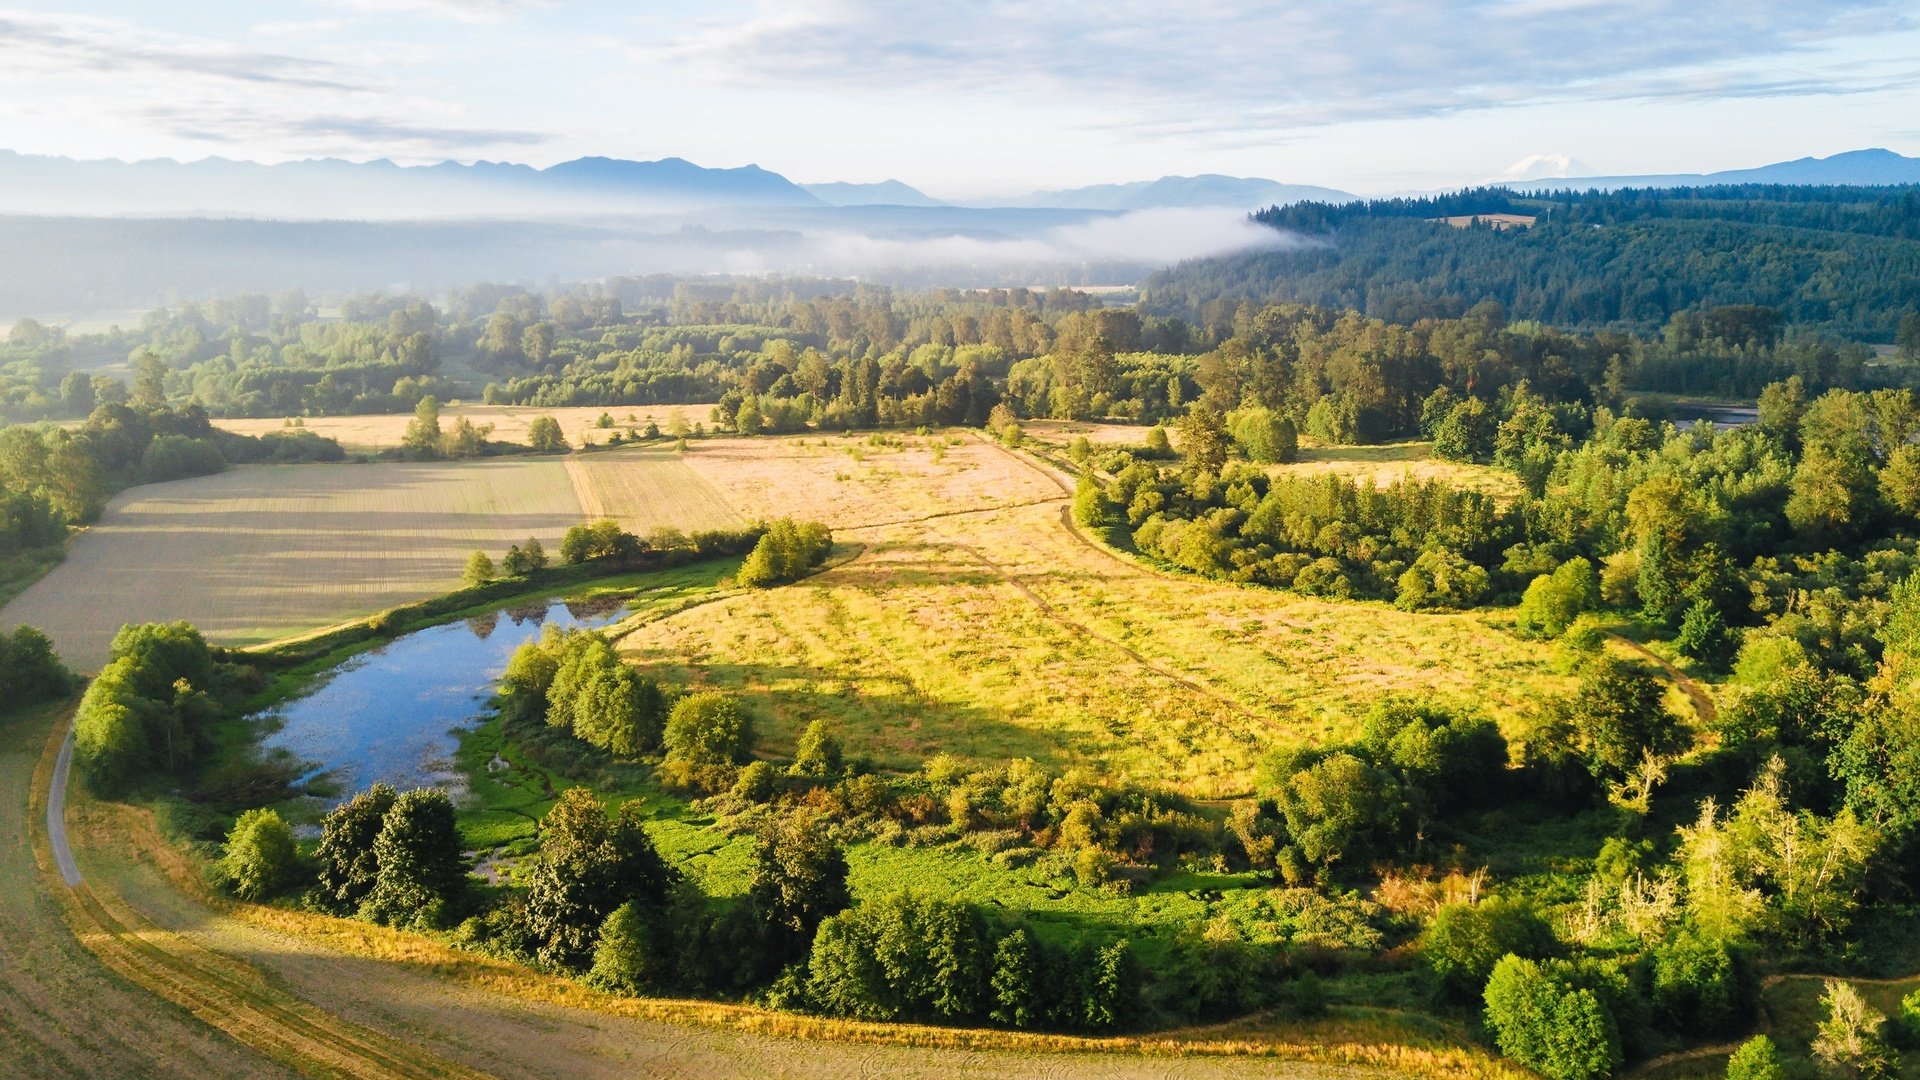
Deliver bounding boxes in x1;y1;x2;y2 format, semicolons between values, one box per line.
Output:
565;445;745;534
1;461;584;669
216;403;719;453
622;434;1568;796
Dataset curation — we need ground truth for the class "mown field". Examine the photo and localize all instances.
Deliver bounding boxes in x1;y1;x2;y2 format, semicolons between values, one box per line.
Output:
216;403;719;453
0;449;738;670
620;433;1568;796
566;444;746;535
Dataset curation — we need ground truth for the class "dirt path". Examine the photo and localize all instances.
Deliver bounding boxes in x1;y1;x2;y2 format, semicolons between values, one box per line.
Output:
30;699;1396;1079
1607;633;1718;726
0;704;294;1079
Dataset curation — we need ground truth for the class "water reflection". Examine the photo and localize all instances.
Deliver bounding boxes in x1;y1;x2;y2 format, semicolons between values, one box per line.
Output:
260;599;624;804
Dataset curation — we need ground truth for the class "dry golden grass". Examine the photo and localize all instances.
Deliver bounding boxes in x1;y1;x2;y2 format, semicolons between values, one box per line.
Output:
565;444;745;534
0;460;587;669
621;435;1568;796
1275;442;1524;498
216;403;720;453
681;433;1062;529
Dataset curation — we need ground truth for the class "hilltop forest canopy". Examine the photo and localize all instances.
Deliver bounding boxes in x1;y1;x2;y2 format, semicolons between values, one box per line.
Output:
1144;184;1920;342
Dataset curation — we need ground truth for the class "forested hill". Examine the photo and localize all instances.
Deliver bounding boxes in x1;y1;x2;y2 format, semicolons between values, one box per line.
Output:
1141;185;1920;340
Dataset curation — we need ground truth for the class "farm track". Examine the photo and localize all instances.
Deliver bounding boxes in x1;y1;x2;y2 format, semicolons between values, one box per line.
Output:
39;715;493;1080
1606;632;1718;726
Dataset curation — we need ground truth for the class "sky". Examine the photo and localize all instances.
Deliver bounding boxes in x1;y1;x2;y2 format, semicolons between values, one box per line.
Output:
2;1;1919;198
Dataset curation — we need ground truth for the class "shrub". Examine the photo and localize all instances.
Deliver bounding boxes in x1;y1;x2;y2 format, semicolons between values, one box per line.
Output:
1676;598;1734;669
789;719;843;780
1648;932;1753;1036
0;625;73;705
664;692;752;768
737;518;832;588
1813;981;1897;1080
1071;474;1114;528
217;808;298;901
1396;549;1490;611
587;901;659;993
1517;558;1599;638
1483;955;1624;1080
1725;1035;1783;1080
1424;899;1558;1002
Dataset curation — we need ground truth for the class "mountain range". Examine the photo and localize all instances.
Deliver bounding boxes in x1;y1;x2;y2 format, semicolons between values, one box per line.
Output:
1;147;1915;221
1497;148;1920;193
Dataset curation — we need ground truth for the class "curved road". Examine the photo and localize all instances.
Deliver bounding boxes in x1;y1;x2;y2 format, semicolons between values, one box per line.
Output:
47;728;80;888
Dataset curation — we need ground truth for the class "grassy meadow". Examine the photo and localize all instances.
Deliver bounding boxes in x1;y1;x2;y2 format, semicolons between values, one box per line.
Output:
215;402;720;453
618;433;1568;796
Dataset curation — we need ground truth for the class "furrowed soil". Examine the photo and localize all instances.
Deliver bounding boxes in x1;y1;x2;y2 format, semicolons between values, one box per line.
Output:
624;434;1567;796
0;460;587;669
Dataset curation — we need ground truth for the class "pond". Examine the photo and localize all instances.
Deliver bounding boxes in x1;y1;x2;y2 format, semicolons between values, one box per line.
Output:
259;596;627;803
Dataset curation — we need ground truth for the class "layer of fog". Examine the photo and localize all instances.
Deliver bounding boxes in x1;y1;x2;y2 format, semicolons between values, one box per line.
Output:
715;206;1317;277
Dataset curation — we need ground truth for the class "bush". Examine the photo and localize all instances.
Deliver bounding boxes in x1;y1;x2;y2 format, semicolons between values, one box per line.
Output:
1483;955;1624;1080
1396;549;1491;611
1725;1035;1783;1080
1676;598;1734;669
1648;932;1754;1036
789;719;843;780
737;518;832;588
1071;475;1114;528
1517;558;1599;638
217;808;298;901
0;625;73;705
1424;899;1558;1002
664;692;752;768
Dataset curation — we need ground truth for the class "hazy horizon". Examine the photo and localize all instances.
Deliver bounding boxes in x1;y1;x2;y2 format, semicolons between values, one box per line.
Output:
3;2;1919;199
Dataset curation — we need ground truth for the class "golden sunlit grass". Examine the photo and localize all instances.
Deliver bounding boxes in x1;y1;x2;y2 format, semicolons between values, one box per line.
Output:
215;403;720;453
565;443;745;534
621;434;1569;796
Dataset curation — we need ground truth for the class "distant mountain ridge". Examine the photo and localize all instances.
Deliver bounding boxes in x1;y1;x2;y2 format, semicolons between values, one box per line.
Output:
1499;148;1920;192
976;174;1356;210
0;150;823;218
801;179;946;207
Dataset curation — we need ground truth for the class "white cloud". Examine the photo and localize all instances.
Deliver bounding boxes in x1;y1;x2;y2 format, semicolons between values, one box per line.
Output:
0;9;550;158
644;0;1920;140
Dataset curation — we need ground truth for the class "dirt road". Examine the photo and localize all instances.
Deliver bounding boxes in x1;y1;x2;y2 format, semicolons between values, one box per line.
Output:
26;699;1395;1079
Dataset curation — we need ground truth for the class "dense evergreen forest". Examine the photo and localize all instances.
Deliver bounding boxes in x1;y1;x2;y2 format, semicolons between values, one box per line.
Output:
1143;185;1920;341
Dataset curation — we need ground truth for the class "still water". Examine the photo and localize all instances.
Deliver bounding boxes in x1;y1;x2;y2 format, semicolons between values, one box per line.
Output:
260;597;625;802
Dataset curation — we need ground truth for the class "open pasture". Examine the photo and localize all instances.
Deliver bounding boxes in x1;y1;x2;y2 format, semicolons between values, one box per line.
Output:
564;444;745;535
2;460;587;669
215;403;719;453
621;435;1567;796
